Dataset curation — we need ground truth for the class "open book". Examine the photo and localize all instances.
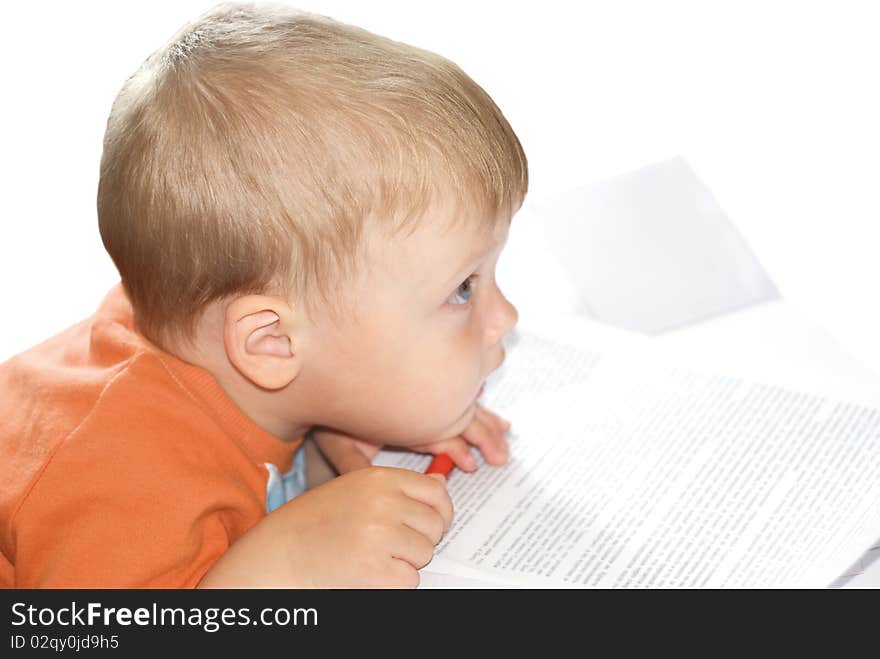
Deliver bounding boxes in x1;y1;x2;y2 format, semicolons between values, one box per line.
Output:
374;322;880;588
374;157;880;588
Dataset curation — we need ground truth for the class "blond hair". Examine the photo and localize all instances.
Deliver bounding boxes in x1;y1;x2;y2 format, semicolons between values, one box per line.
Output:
98;2;528;350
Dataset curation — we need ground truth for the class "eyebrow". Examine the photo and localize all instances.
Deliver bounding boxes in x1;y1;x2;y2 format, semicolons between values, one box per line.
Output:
444;238;500;289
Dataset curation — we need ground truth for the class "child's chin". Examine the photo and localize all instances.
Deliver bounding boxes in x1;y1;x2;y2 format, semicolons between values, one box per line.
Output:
445;401;479;437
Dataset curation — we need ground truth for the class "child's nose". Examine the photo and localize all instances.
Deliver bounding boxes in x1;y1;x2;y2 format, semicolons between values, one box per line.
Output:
499;293;518;336
484;285;518;347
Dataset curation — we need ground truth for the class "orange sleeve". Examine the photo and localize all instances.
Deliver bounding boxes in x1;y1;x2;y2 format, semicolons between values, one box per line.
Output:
11;408;267;588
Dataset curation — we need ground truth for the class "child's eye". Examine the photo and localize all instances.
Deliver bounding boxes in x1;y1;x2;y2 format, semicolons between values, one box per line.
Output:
447;274;477;306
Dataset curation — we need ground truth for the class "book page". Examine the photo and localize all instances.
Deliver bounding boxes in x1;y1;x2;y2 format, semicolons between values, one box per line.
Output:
833;543;880;587
374;332;880;588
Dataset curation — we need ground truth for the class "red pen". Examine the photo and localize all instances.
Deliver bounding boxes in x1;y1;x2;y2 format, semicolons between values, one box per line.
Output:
424;453;455;477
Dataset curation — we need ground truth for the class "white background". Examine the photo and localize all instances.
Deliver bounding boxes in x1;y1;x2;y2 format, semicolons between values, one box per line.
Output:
1;0;878;375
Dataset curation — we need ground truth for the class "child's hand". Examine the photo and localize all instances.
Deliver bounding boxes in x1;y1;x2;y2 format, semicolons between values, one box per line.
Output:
198;466;452;588
418;404;511;472
311;403;511;474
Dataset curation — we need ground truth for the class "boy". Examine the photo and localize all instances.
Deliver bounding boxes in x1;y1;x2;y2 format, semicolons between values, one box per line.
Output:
0;2;527;587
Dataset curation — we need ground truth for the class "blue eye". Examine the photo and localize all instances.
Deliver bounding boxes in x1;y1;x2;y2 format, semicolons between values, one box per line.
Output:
448;275;477;306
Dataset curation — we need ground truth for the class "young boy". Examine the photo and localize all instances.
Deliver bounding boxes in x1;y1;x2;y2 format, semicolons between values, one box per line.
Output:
0;2;527;588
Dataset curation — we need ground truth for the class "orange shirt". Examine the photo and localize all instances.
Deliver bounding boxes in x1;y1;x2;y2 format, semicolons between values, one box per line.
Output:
0;284;303;587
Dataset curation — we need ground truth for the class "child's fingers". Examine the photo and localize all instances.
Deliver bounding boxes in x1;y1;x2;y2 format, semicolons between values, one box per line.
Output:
424;437;478;472
475;403;512;434
463;413;509;466
390;524;436;571
393;468;454;530
398;496;449;541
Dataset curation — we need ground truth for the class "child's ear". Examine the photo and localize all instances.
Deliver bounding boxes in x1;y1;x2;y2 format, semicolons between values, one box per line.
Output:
223;295;303;390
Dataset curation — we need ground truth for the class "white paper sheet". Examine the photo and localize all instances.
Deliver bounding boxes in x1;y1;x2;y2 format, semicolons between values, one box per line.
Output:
532;156;779;334
375;330;880;588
